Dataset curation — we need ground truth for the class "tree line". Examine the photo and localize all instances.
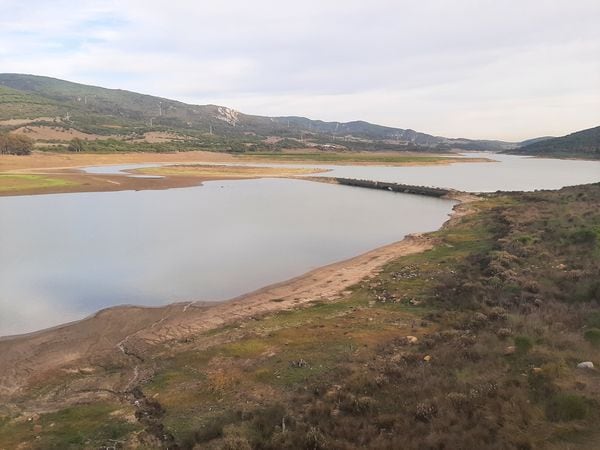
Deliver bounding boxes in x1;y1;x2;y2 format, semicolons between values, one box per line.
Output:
0;133;34;155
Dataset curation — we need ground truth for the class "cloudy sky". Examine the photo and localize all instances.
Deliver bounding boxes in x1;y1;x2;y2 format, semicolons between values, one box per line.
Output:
1;0;599;141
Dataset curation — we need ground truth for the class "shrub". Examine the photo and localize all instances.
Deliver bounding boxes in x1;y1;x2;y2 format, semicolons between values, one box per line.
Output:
0;133;33;155
568;228;596;244
248;404;287;446
189;411;239;445
583;328;600;347
68;137;85;152
514;336;533;354
304;426;327;449
545;393;590;422
220;435;252;450
585;312;600;329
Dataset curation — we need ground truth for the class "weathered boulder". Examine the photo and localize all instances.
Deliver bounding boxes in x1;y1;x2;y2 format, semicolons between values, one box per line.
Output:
577;361;594;369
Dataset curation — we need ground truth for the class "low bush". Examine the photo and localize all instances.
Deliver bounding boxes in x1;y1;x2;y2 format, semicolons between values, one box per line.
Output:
545;393;590;422
583;328;600;347
514;336;534;354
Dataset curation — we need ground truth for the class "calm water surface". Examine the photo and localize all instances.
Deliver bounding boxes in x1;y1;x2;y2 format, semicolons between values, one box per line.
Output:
315;153;600;192
2;154;598;336
0;178;454;336
84;153;600;192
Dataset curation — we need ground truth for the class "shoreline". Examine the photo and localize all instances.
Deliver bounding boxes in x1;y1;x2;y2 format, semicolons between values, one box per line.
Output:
0;150;490;197
0;193;477;400
0;186;471;342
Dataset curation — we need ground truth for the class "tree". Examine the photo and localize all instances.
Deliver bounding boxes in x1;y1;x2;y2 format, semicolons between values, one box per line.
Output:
68;137;85;152
0;133;34;155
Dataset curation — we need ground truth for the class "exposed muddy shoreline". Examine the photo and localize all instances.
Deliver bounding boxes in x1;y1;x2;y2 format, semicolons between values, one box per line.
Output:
0;190;476;401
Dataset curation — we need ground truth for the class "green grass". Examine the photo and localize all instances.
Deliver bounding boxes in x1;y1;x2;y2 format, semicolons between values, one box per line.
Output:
0;403;140;449
583;328;600;347
0;174;75;192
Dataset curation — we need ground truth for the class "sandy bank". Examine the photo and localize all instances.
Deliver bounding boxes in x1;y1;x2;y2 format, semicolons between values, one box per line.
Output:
0;193;477;402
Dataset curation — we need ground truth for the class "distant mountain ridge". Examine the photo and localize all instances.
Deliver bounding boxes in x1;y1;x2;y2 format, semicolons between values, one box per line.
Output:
512;126;600;159
0;73;538;152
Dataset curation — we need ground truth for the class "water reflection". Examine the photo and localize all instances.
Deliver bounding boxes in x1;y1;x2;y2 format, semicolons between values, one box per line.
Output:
0;178;454;335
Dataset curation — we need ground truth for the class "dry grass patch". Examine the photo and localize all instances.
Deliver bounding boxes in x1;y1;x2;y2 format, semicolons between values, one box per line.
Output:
135;163;327;178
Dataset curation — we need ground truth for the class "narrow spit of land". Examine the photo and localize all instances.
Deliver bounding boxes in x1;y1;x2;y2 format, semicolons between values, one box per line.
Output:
306;176;454;198
0;150;488;196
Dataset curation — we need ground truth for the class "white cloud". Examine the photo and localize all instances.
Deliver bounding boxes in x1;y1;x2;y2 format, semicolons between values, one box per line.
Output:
1;0;599;140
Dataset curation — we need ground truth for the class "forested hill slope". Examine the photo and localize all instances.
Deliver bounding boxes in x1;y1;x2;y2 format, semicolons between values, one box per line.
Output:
0;73;514;151
513;126;600;159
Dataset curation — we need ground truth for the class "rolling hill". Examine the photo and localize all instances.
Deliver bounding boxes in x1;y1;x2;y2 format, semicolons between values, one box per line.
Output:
0;73;518;152
513;126;600;159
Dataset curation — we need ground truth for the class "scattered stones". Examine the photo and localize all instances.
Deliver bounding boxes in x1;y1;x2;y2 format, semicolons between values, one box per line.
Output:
473;312;488;322
406;336;418;344
488;307;508;321
504;346;516;355
423;355;432;362
446;392;469;408
415;402;438;423
290;359;309;368
391;265;421;280
532;367;543;373
375;374;389;386
577;361;594;369
496;328;512;339
468;382;498;399
373;290;398;303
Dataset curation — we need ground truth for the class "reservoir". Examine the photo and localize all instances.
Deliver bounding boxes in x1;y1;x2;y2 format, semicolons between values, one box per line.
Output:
0;178;454;336
1;153;598;336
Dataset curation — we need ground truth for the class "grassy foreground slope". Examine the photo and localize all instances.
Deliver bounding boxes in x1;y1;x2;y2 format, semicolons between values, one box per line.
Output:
0;184;599;449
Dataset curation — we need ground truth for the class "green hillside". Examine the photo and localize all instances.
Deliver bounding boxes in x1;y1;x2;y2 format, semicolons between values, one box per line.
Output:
514;126;600;159
0;73;518;152
0;84;63;120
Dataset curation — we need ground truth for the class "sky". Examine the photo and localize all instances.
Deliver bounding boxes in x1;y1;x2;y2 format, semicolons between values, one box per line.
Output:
1;0;599;141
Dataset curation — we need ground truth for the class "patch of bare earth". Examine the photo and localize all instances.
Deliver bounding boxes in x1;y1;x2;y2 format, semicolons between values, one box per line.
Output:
131;131;187;143
0;117;58;126
0;150;238;172
11;125;109;141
